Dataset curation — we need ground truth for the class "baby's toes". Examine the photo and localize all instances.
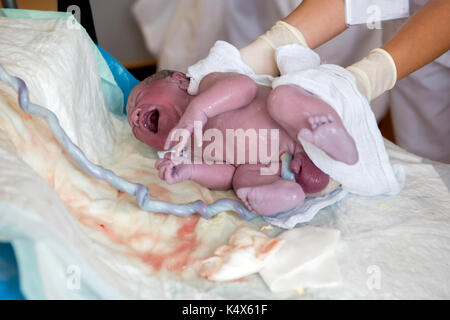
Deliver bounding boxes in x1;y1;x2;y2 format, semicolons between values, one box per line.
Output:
236;188;254;212
298;128;314;144
319;115;328;125
308;116;317;129
236;188;249;203
327;114;335;123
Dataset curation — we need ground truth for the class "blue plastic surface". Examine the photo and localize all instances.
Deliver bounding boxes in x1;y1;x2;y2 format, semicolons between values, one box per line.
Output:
96;45;139;115
0;242;25;300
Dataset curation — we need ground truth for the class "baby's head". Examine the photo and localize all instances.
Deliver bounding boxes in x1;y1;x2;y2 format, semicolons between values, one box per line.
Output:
126;70;191;150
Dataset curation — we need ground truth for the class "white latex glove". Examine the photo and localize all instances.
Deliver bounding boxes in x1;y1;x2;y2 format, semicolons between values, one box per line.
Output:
239;21;308;76
346;48;398;101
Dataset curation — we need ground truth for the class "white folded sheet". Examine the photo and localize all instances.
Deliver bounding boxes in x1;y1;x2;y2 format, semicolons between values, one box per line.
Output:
273;44;405;196
260;226;341;292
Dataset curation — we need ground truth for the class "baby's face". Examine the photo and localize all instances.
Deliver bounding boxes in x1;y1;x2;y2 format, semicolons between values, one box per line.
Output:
127;73;190;150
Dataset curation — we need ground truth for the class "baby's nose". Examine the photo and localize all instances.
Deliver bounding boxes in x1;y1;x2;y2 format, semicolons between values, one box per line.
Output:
131;107;142;127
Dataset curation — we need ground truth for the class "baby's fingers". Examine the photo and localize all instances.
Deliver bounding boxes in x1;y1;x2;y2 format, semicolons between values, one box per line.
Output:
164;128;177;151
155;158;168;170
158;162;173;180
164;126;192;154
158;164;167;180
163;165;175;183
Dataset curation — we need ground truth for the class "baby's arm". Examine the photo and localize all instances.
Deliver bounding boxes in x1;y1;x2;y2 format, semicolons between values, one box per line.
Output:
156;158;235;190
164;72;258;152
192;72;258;118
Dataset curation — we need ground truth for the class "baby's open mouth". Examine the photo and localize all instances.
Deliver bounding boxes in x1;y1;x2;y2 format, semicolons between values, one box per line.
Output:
142;109;159;133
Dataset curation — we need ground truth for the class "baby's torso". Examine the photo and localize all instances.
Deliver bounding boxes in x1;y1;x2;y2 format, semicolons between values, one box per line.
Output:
196;84;334;197
199;85;296;165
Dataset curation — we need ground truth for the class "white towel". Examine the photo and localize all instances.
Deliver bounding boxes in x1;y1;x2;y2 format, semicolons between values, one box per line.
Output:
260;226;341;292
187;40;273;94
273;44;404;196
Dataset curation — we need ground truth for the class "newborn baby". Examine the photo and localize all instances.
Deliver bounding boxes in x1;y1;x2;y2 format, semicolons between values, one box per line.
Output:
126;70;358;216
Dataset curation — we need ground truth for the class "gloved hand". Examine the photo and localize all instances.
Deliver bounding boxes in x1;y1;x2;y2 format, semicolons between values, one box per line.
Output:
346;48;398;101
239;21;308;76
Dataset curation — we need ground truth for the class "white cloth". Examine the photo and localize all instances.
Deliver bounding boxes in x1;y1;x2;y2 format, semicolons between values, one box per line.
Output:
260;226;341;292
264;187;348;229
187;41;404;196
273;44;404;196
187;41;273;94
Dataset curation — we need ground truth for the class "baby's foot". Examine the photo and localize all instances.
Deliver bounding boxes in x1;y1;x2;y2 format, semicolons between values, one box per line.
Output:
298;114;358;165
236;180;305;216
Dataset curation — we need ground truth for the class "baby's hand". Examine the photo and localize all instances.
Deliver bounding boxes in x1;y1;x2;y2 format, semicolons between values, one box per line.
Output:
155;158;194;185
163;106;207;157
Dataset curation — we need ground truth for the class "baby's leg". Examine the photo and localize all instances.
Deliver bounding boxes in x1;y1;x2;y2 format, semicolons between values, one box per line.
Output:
267;85;358;165
233;164;305;216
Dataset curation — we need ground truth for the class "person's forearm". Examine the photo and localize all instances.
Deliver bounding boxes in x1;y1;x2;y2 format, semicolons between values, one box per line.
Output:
382;0;450;80
283;0;347;49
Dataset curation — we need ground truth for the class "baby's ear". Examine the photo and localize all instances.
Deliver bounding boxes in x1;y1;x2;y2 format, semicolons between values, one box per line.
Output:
126;80;148;110
171;72;190;90
171;71;185;79
125;83;142;122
